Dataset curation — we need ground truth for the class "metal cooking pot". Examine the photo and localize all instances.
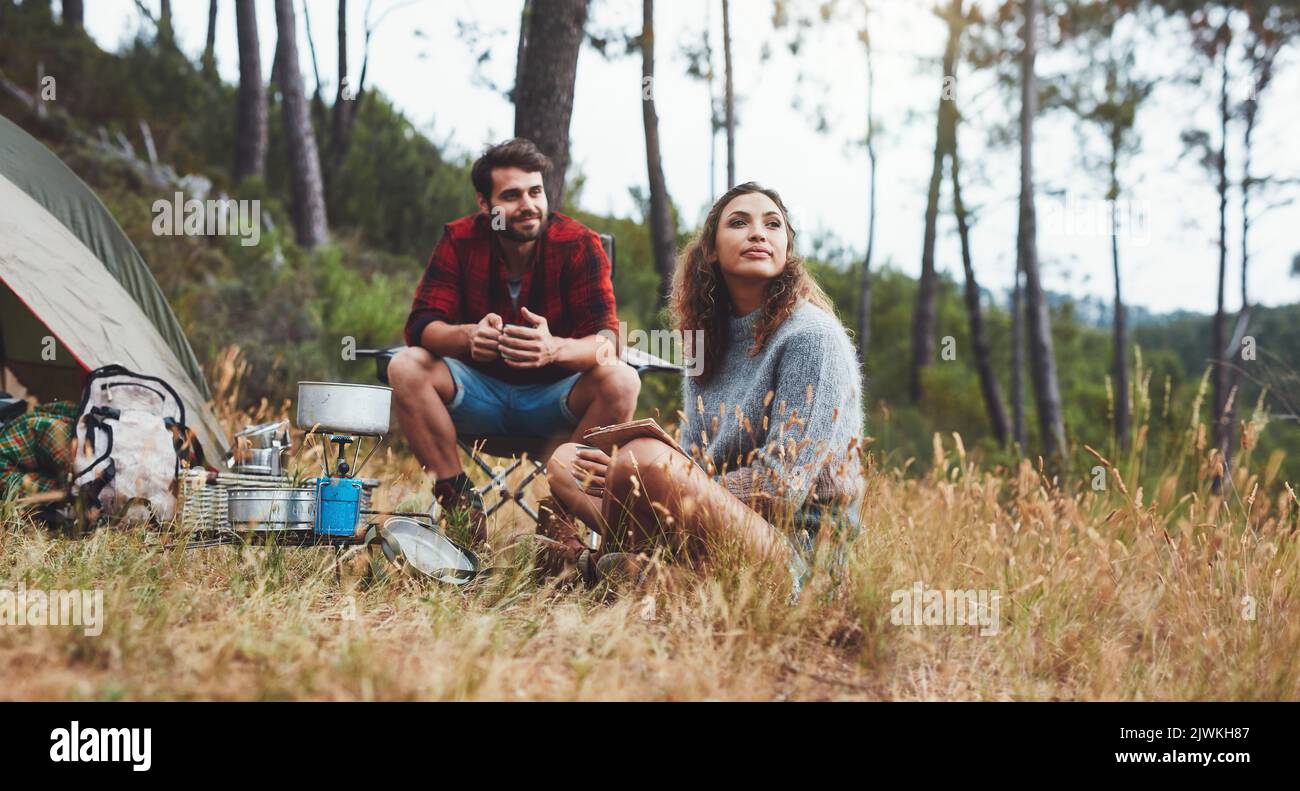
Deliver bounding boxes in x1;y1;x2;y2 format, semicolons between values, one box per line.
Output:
296;382;392;436
232;446;287;477
231;420;292;475
235;420;290;449
227;487;316;530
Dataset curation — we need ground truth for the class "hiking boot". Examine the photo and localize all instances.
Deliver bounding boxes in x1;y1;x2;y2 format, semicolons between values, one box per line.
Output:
533;496;588;578
432;474;488;547
594;552;646;587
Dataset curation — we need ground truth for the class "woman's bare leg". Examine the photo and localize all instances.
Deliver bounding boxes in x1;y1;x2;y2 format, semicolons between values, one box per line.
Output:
600;437;791;565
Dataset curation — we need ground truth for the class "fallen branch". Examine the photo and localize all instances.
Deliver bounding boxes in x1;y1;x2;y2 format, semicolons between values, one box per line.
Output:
14;491;69;508
0;69;37;108
780;661;877;693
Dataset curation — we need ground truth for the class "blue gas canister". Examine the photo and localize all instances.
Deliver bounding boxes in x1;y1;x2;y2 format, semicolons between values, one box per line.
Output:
314;477;363;537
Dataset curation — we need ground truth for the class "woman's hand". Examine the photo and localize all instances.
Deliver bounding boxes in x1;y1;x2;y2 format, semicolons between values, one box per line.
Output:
570;445;610;498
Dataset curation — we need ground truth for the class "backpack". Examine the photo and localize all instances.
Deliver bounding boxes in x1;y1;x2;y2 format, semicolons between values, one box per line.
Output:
68;365;205;525
0;391;27;429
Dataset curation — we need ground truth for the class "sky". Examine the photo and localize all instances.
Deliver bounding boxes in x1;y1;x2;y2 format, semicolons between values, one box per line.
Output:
79;0;1300;316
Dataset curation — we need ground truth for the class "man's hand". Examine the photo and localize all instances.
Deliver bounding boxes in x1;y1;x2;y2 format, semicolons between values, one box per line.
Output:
469;313;503;362
500;307;561;368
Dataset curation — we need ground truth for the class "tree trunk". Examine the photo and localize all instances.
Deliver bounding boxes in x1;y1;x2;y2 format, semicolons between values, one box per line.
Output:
1241;113;1251;319
857;14;877;363
910;0;960;402
274;0;329;249
1239;82;1254;339
1211;53;1230;483
159;0;174;48
952;113;1010;445
513;0;532;104
641;0;676;309
270;32;283;89
1109;130;1129;450
63;0;83;29
1221;57;1258;480
721;0;735;189
328;0;350;182
337;0;350;111
234;0;268;182
328;0;371;183
202;0;218;73
513;0;589;211
1011;259;1025;450
301;0;329;136
1018;0;1066;460
706;1;717;203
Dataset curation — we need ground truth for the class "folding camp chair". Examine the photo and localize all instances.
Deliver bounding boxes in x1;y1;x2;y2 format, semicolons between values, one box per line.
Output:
355;233;682;525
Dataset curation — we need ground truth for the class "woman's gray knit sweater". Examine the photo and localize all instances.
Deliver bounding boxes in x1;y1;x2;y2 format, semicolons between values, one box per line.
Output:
680;301;865;516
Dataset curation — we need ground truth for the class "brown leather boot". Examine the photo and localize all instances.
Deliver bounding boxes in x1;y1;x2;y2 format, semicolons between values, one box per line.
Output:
432;474;488;547
533;496;588;577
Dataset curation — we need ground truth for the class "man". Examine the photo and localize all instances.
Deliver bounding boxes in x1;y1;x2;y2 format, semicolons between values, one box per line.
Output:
388;138;640;544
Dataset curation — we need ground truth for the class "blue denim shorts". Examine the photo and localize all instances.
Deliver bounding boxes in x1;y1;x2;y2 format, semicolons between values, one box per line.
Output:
443;356;581;438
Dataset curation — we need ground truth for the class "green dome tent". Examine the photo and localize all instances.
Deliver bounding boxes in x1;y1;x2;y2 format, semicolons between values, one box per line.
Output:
0;113;228;457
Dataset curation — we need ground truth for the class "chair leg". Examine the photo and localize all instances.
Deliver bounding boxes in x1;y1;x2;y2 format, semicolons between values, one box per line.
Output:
483;457;523;517
458;439;498;478
511;459;545;522
456;440;544;527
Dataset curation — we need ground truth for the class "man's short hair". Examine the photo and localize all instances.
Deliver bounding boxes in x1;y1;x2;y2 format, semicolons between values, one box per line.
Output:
471;138;553;200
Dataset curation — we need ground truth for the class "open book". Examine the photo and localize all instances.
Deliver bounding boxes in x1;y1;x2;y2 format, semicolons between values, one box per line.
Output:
581;418;689;458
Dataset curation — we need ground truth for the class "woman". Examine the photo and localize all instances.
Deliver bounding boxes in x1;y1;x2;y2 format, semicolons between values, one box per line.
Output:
543;182;865;592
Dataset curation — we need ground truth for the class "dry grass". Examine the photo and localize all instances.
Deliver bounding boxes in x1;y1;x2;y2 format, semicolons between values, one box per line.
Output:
1;351;1297;700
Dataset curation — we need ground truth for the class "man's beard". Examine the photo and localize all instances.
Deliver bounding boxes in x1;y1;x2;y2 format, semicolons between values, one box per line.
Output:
494;207;547;242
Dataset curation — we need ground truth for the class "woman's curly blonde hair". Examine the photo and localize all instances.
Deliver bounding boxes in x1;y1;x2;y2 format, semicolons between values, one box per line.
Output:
670;182;835;383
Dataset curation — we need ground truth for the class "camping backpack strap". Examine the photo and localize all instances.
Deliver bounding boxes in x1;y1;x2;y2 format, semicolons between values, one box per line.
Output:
80;364;188;430
70;366;190;526
68;406;118;522
80;362;194;472
164;416;205;470
73;405;119;479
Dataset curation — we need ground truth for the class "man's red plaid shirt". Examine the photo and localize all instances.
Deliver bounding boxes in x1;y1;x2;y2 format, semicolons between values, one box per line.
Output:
404;211;619;385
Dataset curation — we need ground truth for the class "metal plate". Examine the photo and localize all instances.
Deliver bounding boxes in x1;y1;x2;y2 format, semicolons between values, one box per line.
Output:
379;517;478;584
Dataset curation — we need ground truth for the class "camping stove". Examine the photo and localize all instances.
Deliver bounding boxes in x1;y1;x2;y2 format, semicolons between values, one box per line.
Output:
295;382;392;541
311;434;376;537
